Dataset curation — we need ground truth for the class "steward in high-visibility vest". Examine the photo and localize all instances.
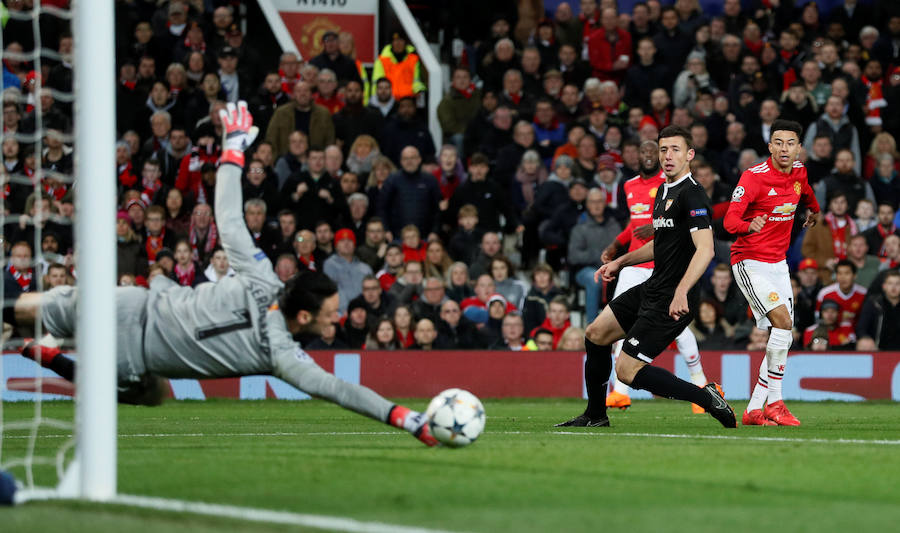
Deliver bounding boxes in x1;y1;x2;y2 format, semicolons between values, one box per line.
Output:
372;33;426;100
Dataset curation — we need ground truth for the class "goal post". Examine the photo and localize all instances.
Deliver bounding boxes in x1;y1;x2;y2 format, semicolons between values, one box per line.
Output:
72;0;118;500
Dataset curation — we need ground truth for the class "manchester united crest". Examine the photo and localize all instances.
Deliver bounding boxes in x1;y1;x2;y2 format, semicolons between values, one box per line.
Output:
649;187;658;198
768;292;779;302
793;181;801;195
300;17;340;57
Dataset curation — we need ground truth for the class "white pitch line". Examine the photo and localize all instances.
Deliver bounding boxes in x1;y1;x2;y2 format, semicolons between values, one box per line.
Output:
17;491;463;533
6;430;900;446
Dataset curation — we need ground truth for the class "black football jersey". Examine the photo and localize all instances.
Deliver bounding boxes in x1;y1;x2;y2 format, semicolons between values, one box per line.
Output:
644;173;712;299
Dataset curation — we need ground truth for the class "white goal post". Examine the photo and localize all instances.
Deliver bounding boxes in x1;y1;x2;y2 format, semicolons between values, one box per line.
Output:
70;0;118;501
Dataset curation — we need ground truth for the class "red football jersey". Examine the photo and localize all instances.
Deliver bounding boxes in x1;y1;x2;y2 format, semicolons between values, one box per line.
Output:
816;283;867;327
620;171;664;268
803;322;858;348
724;158;820;265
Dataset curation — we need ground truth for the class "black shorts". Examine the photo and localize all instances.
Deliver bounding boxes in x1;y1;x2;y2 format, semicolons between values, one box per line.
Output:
608;283;695;363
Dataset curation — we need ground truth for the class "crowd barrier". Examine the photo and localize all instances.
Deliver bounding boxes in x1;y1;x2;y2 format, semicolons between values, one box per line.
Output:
3;350;900;402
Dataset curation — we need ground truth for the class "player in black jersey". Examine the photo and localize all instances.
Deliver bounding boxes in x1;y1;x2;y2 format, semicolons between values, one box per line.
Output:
557;126;736;428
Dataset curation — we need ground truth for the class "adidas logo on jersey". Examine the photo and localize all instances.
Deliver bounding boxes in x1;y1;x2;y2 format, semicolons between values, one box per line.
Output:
768;188;777;196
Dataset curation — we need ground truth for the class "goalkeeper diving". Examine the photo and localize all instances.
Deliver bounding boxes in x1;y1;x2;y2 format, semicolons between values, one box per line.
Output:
13;101;437;447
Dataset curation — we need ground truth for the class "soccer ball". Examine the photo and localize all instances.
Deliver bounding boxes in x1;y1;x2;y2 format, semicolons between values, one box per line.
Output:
424;388;486;448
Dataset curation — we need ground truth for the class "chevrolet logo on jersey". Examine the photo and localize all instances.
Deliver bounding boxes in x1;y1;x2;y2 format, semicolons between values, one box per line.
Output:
653;217;674;228
769;202;797;222
772;203;797;215
631;203;651;214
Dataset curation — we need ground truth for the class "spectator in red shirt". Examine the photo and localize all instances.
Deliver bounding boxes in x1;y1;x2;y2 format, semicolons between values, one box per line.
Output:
816;259;868;328
314;69;345;115
587;7;632;83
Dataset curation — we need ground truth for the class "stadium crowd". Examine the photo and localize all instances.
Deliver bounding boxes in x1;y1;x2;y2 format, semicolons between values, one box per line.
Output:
1;0;899;352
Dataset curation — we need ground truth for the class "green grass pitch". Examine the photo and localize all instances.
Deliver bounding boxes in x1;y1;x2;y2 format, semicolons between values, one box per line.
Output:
3;398;900;532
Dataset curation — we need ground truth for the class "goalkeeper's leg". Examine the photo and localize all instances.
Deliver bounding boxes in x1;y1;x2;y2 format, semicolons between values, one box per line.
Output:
273;350;437;446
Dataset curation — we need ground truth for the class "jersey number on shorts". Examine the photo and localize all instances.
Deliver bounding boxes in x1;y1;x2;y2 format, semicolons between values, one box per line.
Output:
195;309;252;340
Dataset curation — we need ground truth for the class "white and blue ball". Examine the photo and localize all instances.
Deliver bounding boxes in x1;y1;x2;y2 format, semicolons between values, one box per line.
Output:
425;388;486;448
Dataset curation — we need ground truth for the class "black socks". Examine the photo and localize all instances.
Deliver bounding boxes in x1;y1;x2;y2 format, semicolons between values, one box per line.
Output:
630;365;710;409
583;339;612;419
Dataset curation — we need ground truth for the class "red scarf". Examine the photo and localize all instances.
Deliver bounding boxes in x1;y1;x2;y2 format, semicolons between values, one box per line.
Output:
455;82;476;99
189;219;218;263
1;183;9;200
121;78;136;90
43;181;67;201
652;109;671;129
183;37;206;54
141;172;162;205
298;254;316;271
145;228;165;262
175;262;195;286
279;68;301;94
506;91;522;105
9;265;33;290
825;213;858;259
118;161;136;187
877;224;898;257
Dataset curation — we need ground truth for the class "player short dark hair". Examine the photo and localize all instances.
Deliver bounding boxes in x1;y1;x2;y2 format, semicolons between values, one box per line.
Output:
770;119;803;139
658;125;694;150
835;259;857;275
280;270;338;319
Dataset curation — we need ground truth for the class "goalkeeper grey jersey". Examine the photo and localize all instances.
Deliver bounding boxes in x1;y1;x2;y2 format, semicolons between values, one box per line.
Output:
142;163;302;378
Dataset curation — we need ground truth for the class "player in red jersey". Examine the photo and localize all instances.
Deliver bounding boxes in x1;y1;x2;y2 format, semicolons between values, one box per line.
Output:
601;140;711;412
815;259;867;328
724;119;820;426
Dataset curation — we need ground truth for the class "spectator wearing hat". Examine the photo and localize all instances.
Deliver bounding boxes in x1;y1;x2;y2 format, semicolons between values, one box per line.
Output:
216;45;251;103
542;68;564;101
153;247;175;276
532;18;559;71
116;210;149;279
803;299;857;350
448;153;520;236
309;30;363;87
372;32;426;101
338;299;370;349
568;187;622;323
794;257;822;332
437;66;482;152
265;80;335;158
323;227;373;314
222;23;262;83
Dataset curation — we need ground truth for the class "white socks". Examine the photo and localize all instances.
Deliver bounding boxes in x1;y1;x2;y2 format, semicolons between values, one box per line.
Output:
748;327;792;410
765;328;792;404
676;331;706;386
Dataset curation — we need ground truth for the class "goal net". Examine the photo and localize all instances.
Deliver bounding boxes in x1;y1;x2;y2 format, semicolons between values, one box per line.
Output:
0;0;117;502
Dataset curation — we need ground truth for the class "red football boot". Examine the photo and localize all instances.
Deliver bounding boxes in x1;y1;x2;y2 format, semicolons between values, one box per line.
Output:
763;400;801;426
742;408;776;426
